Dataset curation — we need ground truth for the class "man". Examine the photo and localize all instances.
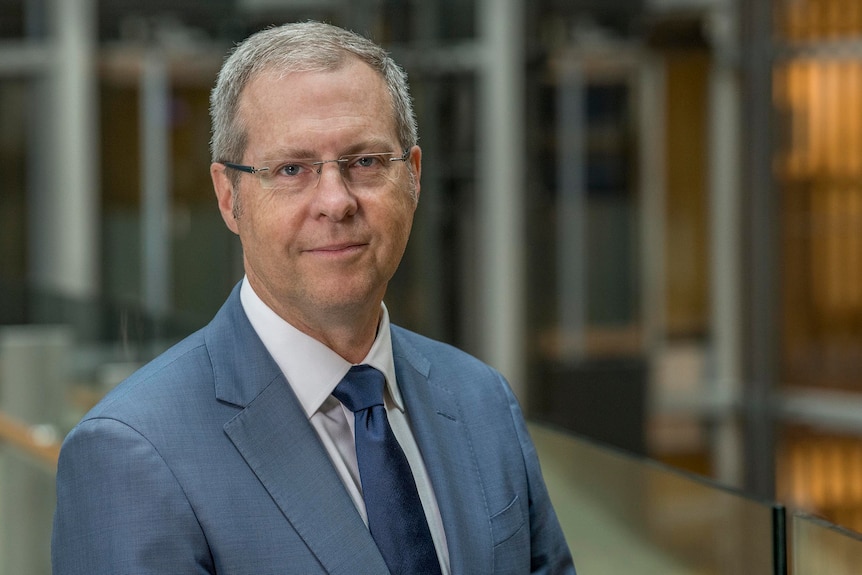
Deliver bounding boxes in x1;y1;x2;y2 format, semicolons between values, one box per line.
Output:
52;21;576;574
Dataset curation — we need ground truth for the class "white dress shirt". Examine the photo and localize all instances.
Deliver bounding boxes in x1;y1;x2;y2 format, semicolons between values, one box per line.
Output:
240;278;450;573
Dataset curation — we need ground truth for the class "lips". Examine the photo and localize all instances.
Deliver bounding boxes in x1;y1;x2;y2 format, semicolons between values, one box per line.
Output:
319;243;361;251
305;241;367;254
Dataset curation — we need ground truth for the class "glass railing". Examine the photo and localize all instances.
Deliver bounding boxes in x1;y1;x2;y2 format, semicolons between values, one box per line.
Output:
531;422;862;574
0;285;861;573
791;512;862;575
530;423;780;574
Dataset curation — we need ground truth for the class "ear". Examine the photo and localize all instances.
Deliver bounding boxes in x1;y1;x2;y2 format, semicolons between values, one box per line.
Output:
211;163;240;235
408;145;421;202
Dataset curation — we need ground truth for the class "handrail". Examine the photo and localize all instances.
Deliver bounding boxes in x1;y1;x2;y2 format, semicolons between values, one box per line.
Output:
0;410;61;471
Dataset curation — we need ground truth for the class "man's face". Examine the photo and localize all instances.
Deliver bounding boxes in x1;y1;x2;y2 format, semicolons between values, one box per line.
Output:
211;58;421;332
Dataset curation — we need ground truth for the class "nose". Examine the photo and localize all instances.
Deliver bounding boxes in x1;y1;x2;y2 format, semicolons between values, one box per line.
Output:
312;160;357;221
313;158;346;175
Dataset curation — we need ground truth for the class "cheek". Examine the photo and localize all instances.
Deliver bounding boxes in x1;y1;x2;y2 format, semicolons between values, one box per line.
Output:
237;202;298;252
384;199;417;252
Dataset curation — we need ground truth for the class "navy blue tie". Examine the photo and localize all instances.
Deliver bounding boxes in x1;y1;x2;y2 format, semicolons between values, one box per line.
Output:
333;365;442;575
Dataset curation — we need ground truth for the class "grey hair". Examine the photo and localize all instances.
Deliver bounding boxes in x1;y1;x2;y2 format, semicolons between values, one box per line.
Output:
209;21;418;172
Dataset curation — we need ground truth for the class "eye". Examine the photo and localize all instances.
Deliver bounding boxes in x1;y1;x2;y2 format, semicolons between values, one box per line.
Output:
274;162;309;177
348;154;385;169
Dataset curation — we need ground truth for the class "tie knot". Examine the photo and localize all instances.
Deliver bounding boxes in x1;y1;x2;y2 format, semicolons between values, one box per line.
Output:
333;364;386;413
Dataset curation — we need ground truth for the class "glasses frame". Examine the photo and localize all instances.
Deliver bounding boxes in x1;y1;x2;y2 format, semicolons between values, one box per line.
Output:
221;148;411;190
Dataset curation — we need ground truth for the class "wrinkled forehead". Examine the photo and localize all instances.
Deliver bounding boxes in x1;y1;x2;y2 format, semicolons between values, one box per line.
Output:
240;55;391;111
250;58;393;110
236;60;399;155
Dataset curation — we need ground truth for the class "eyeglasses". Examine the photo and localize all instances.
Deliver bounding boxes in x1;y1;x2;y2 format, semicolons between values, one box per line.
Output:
222;149;410;193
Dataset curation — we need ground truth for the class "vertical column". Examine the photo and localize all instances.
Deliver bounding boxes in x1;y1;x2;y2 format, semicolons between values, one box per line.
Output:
708;7;744;488
477;0;527;400
740;0;778;499
556;63;588;358
140;50;172;317
638;59;667;365
408;3;446;340
31;0;99;298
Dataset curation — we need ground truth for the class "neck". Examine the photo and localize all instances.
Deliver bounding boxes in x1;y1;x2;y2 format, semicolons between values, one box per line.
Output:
244;275;385;363
303;316;380;364
278;301;382;364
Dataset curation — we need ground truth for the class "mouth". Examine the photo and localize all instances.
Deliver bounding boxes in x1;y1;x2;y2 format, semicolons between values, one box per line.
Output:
305;242;367;256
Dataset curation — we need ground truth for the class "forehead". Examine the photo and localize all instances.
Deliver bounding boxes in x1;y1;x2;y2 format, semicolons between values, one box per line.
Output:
238;59;398;155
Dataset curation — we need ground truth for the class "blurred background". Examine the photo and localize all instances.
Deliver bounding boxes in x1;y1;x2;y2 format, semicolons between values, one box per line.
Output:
2;0;862;572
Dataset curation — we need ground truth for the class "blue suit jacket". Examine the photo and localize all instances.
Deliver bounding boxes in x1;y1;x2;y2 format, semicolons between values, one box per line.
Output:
52;284;575;574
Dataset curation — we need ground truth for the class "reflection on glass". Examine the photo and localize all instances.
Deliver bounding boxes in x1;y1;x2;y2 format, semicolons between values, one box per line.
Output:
792;512;862;575
530;423;776;574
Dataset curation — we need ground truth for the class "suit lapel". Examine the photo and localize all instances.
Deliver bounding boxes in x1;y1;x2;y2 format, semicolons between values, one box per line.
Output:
223;379;388;575
206;285;389;575
392;331;494;575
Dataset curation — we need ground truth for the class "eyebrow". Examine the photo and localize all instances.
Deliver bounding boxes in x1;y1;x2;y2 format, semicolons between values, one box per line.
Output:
258;139;399;162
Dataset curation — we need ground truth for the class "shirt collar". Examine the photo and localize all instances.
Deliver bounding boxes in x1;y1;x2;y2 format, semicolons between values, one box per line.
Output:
239;277;404;418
